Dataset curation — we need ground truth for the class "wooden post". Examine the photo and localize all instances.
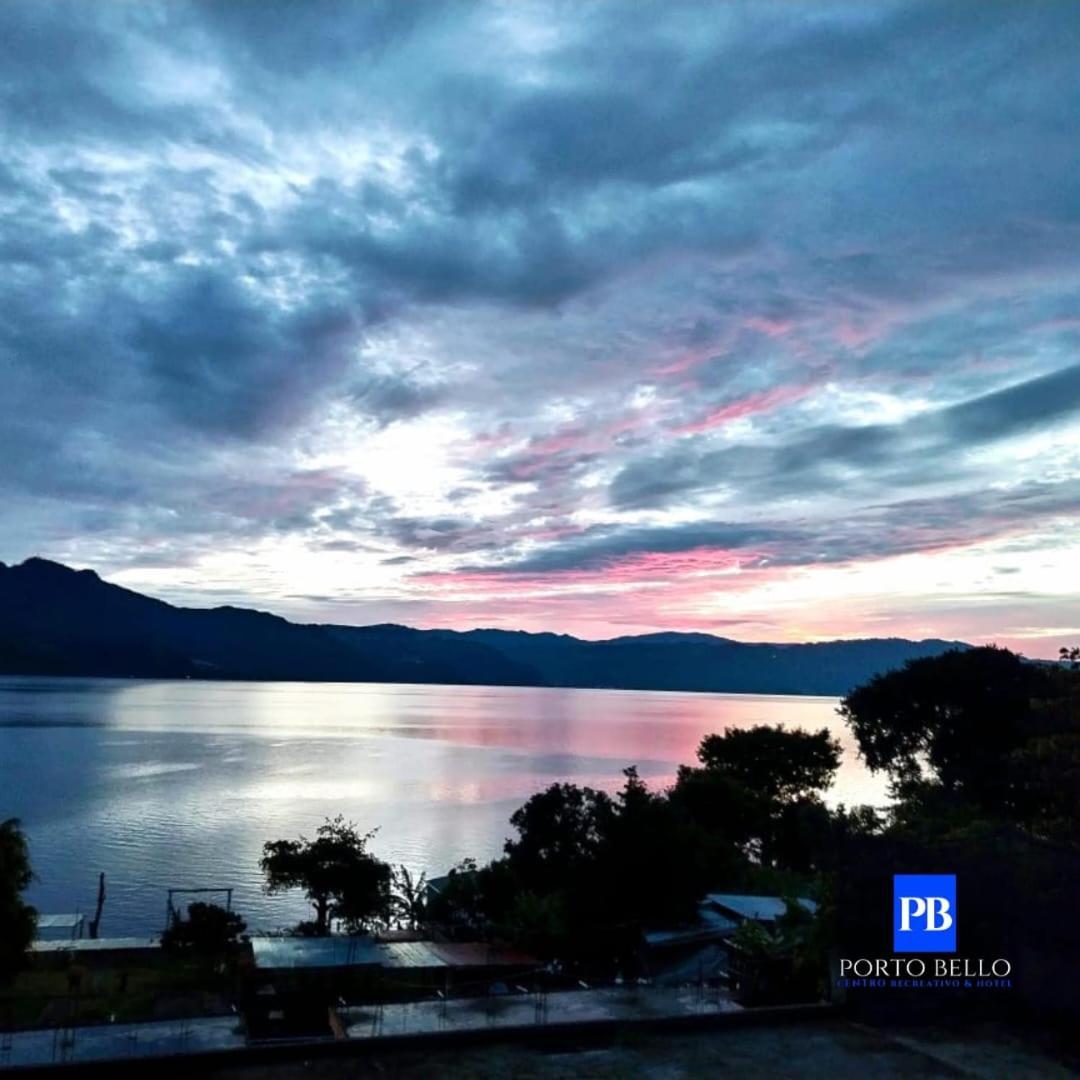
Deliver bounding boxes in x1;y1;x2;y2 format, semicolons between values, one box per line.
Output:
87;873;106;940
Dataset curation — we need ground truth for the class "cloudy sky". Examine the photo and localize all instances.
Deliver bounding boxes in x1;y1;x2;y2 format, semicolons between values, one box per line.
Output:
1;1;1079;655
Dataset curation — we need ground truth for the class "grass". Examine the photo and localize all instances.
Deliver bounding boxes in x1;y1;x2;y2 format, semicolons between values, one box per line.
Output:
1;956;234;1028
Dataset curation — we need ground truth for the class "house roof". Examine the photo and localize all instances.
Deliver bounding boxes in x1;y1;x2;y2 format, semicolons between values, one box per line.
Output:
379;940;449;969
703;894;817;923
249;936;538;973
36;913;84;931
250;935;383;970
30;937;159;954
643;902;739;949
426;942;536;968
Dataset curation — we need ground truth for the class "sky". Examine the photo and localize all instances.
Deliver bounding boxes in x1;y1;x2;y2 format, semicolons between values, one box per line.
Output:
1;1;1079;656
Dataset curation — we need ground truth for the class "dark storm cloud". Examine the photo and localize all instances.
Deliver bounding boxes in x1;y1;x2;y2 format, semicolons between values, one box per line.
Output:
945;362;1080;442
478;522;800;574
477;478;1080;579
131;271;357;438
611;363;1080;510
348;371;447;427
379;515;499;554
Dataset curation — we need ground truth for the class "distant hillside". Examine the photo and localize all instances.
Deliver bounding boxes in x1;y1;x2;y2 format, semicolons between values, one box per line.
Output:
0;558;965;695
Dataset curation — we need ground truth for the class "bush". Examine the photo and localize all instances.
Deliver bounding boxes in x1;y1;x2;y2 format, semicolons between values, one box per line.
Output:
161;902;246;955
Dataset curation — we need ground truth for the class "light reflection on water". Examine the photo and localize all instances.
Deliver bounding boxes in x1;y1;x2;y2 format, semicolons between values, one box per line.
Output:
0;677;885;934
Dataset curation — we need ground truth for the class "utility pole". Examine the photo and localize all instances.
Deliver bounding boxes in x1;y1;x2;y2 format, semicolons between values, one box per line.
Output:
87;873;106;940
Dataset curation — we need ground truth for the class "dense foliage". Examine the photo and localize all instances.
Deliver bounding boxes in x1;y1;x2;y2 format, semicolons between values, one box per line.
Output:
840;645;1080;843
694;725;841;803
833;645;1080;1020
161;901;247;955
427;727;843;970
424;646;1080;1009
261;816;392;935
0;818;36;983
236;643;1080;1015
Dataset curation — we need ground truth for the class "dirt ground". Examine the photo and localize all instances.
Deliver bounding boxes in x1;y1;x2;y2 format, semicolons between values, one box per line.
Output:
203;1020;1080;1079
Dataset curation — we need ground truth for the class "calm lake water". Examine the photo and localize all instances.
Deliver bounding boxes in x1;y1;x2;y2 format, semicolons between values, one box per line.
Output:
0;677;886;935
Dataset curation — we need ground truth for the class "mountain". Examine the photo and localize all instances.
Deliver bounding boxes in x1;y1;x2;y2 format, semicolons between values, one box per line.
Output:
0;558;965;695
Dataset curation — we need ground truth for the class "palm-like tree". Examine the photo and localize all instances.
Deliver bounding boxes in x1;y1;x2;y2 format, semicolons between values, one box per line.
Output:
390;865;428;930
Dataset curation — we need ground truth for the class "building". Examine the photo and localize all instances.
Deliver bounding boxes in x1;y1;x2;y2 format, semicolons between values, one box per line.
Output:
243;935;539;1041
643;894;817;986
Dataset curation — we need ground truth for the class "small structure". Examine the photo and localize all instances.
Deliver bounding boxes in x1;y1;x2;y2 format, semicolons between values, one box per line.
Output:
247;936;536;984
644;903;739;986
379;940;539;1000
34;913;85;942
245;936;384;1042
242;935;540;1039
644;893;817;987
29;936;162;971
250;936;384;973
703;893;817;925
164;886;234;933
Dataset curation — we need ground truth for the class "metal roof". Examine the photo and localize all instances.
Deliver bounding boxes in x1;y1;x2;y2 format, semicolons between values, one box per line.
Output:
250;936;383;970
30;937;160;954
378;940;537;969
37;913;85;931
427;942;536;968
379;940;449;969
644;903;739;948
703;894;817;923
249;936;537;972
699;906;740;932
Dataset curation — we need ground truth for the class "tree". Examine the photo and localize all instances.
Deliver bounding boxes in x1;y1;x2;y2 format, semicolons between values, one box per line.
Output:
1008;677;1080;844
0;818;36;983
390;865;428;930
669;763;764;847
504;772;713;941
261;816;391;935
599;767;712;925
161;902;246;955
839;646;1046;807
1060;645;1080;669
694;725;841;803
672;726;841;873
502;891;567;960
505;783;615;892
728;898;824;1005
426;857;518;939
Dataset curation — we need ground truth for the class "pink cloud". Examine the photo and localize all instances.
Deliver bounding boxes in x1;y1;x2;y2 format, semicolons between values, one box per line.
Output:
486;409;663;482
743;316;796;338
673;383;815;435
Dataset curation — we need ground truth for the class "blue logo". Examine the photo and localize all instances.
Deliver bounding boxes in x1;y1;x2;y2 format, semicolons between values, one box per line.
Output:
893;874;956;952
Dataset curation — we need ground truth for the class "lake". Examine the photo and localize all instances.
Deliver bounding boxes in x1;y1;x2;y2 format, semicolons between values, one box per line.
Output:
0;677;886;935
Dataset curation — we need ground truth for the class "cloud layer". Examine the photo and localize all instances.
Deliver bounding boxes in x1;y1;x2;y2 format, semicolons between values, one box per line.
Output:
1;1;1078;655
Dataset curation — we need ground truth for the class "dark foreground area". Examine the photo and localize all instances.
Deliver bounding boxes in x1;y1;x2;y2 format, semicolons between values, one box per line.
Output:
202;1020;1077;1079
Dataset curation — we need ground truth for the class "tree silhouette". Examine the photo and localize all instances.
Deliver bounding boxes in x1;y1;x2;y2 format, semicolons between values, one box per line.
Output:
694;725;841;803
390;865;428;930
162;901;246;955
505;783;614;892
261;816;391;935
0;818;36;983
839;646;1044;806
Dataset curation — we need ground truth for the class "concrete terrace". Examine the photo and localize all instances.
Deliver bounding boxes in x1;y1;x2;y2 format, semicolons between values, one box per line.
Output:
0;984;746;1070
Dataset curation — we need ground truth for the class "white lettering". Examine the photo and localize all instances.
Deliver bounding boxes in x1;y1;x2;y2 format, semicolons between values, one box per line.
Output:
925;897;953;932
899;896;926;930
